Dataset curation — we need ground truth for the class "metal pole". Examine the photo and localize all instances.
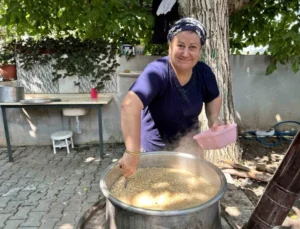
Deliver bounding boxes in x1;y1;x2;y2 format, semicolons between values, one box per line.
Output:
98;105;104;159
1;106;13;162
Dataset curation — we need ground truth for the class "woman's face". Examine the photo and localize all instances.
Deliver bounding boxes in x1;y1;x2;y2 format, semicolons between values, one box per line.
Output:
169;31;201;72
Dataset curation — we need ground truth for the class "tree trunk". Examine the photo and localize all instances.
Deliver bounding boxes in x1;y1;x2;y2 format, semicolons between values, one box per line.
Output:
178;0;240;163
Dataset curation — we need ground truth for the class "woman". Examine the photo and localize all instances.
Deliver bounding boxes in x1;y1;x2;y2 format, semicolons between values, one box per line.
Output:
119;18;222;177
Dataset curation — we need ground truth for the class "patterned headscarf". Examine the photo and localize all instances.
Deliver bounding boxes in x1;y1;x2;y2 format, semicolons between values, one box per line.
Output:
167;18;207;46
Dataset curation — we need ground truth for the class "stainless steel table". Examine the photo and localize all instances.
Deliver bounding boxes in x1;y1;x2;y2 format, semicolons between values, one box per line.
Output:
0;95;113;162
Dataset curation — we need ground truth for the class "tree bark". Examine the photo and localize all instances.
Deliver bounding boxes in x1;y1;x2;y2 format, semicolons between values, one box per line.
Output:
178;0;240;163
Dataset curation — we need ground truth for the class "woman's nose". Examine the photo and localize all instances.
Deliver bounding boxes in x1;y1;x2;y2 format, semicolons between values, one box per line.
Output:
181;48;189;56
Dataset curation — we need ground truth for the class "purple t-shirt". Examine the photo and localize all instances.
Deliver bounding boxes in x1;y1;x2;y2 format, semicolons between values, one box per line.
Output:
130;56;219;151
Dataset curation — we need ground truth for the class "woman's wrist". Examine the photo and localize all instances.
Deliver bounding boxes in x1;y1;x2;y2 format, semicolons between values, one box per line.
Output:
125;149;141;156
208;117;221;128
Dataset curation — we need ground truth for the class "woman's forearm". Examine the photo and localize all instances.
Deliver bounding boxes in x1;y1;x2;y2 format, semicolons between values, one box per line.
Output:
205;95;222;127
121;91;144;152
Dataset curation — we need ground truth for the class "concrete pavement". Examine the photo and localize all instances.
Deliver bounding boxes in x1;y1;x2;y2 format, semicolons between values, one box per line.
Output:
0;144;124;229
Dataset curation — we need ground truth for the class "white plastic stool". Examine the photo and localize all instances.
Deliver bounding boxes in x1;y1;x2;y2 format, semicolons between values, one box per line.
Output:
51;130;74;154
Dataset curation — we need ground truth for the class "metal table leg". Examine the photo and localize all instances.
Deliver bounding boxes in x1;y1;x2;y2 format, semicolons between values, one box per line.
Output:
98;105;104;159
1;106;13;162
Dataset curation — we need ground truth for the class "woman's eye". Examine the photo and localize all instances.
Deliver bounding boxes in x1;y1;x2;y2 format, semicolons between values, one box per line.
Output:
178;44;184;48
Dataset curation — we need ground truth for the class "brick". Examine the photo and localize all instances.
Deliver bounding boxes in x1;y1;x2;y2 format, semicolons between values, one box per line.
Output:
90;183;101;192
40;218;60;229
1;187;22;197
25;170;38;178
43;189;60;199
56;210;79;226
22;191;46;206
10;206;35;220
66;179;80;185
0;163;14;175
36;185;49;193
0;185;14;196
86;194;101;204
77;180;92;188
16;177;32;186
22;184;38;191
0;178;7;185
43;209;63;219
0;171;14;179
64;203;82;212
18;227;38;229
20;212;44;227
67;198;83;206
52;180;67;190
14;191;32;201
50;202;66;212
0;197;12;208
1;201;23;214
32;199;56;212
8;174;22;183
60;185;77;194
3;219;25;229
55;193;74;203
43;176;57;182
0;214;14;228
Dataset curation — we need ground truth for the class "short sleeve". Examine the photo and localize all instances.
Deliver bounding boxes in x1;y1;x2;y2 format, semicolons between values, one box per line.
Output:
129;64;163;108
201;64;220;103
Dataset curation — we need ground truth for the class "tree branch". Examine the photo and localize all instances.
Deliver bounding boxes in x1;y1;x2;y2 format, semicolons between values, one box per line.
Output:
228;0;252;16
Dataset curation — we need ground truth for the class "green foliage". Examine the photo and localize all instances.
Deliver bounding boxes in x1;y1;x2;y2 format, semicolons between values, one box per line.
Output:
0;50;15;65
49;37;120;91
0;0;299;78
230;0;300;74
0;38;15;66
5;37;120;91
0;0;154;45
0;0;156;90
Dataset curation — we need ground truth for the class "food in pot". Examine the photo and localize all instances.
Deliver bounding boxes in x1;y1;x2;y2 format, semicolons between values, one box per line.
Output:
110;168;219;210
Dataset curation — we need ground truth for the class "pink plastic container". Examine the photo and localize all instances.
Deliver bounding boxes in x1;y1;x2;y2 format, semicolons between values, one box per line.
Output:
193;123;237;150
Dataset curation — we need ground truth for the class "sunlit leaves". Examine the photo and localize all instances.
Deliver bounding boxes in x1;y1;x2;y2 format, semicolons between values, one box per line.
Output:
230;0;300;74
0;0;154;45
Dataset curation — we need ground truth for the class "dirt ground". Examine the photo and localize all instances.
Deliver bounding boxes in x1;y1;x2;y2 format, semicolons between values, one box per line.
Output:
239;137;289;204
236;137;300;228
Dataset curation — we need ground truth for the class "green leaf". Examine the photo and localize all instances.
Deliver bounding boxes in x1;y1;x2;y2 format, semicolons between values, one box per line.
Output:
266;62;277;75
292;60;299;73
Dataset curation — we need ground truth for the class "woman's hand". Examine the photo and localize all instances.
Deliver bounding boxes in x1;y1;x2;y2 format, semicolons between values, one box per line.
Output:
118;152;140;177
208;117;223;130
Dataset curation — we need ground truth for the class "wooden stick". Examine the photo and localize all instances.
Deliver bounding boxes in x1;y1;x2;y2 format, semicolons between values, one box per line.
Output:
256;163;277;174
215;163;234;170
222;160;251;172
222;168;272;183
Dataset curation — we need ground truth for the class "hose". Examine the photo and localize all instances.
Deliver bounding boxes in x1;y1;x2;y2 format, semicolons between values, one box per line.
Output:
241;121;300;147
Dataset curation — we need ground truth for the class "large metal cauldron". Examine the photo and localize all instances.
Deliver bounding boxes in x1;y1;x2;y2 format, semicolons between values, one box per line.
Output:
100;152;227;229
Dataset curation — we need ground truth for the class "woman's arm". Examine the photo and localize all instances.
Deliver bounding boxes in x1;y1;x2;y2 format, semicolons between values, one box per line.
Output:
205;95;222;128
118;64;163;177
118;91;144;177
121;91;144;152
